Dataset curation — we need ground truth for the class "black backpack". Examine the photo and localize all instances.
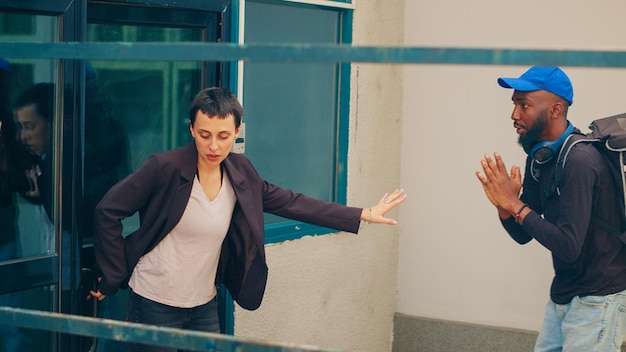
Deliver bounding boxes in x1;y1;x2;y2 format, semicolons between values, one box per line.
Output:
555;113;626;244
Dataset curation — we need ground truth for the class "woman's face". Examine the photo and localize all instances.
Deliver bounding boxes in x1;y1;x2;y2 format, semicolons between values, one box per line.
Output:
16;104;50;157
190;111;240;168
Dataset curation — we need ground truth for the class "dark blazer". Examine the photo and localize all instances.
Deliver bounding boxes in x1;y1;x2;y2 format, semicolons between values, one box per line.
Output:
93;142;362;310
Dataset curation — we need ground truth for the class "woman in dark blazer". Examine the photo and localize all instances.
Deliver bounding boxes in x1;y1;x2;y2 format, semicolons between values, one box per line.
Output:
90;87;405;351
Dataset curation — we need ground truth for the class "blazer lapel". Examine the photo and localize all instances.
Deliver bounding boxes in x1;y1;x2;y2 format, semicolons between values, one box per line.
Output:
223;156;264;247
161;142;197;236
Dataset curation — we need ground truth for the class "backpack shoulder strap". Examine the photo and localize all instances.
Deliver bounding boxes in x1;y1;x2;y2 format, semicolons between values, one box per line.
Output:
555;130;626;241
554;132;599;196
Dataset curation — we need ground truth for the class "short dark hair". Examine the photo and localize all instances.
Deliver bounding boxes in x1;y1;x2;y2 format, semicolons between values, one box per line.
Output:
188;87;243;129
15;83;55;122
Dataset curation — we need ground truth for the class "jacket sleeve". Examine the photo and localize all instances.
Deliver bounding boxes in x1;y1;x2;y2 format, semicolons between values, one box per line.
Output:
261;181;363;234
93;155;162;296
501;157;537;245
502;147;598;263
521;147;597;263
229;153;363;234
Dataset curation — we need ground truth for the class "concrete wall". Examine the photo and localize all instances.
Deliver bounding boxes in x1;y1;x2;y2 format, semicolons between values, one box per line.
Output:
398;0;626;349
234;1;405;352
234;0;626;351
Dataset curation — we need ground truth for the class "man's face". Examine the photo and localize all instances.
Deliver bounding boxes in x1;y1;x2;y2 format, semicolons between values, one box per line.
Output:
16;104;50;157
189;111;240;167
510;90;551;153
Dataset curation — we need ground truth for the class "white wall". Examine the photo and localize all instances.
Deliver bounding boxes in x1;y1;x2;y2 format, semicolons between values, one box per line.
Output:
399;0;626;332
235;1;406;352
235;0;626;349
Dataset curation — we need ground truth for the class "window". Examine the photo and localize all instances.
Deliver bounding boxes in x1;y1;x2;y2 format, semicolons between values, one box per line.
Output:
83;3;223;242
0;10;61;351
242;0;352;243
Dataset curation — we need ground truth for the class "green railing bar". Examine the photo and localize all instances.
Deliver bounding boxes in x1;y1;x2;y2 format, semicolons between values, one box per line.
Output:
1;42;626;66
0;307;341;352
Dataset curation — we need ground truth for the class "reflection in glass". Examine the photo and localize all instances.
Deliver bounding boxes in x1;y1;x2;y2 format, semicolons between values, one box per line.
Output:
244;2;341;224
0;284;54;351
14;83;56;257
85;23;203;239
83;22;206;352
0;12;58;261
0;10;59;352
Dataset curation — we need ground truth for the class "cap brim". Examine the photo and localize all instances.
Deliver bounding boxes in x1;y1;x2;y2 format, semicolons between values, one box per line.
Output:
497;77;540;91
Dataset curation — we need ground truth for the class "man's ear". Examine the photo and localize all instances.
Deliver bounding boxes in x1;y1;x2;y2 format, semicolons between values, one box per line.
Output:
550;101;565;119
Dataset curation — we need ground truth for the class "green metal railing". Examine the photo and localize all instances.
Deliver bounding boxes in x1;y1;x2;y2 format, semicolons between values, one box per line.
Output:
1;41;625;350
1;42;626;66
0;306;341;351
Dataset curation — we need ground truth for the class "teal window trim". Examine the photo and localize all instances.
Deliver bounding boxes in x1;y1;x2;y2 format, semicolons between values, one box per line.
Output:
265;222;344;245
226;0;242;93
335;9;352;205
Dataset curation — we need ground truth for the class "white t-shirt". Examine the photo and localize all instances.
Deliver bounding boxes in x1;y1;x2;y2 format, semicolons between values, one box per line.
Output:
129;171;236;307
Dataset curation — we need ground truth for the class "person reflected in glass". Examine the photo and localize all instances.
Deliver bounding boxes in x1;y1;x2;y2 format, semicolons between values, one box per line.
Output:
0;58;32;352
89;87;407;352
0;58;21;258
14;83;55;255
15;83;85;323
81;66;130;239
79;67;130;352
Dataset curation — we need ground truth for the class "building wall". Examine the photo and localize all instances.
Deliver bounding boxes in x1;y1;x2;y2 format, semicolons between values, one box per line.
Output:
398;0;626;350
234;1;406;352
233;1;626;351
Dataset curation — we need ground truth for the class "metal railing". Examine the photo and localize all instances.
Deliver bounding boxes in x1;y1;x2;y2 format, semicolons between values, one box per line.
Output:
1;40;625;350
0;306;341;351
1;42;626;66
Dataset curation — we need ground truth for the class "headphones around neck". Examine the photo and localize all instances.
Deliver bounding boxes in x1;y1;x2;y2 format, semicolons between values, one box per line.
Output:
530;122;575;164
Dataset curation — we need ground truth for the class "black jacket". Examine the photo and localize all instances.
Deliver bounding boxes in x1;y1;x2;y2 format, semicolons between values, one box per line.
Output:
94;142;362;309
502;137;626;304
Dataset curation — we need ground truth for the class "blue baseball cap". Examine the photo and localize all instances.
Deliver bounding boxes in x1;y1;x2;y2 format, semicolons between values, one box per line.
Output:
498;66;573;106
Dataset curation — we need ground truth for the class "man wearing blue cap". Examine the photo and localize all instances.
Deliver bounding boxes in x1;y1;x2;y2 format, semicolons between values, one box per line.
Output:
476;66;626;351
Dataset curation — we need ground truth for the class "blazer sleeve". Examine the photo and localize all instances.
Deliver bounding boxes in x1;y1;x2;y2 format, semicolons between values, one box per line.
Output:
93;155;162;295
262;181;363;234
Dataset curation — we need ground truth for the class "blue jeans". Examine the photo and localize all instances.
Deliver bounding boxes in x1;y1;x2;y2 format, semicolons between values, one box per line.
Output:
534;289;626;352
127;290;220;352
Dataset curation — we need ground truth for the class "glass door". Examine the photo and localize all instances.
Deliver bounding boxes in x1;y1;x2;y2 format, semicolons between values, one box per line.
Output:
0;0;228;351
82;2;226;350
0;1;78;351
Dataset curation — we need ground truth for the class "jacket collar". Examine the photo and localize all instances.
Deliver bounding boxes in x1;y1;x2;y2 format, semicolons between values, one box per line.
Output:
222;155;245;188
180;142;199;182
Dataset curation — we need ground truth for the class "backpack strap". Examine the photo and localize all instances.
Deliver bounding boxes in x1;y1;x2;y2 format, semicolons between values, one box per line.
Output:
554;133;625;241
592;216;625;236
553;132;595;196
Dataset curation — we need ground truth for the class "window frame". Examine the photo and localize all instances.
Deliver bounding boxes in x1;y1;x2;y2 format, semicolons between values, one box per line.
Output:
232;0;354;244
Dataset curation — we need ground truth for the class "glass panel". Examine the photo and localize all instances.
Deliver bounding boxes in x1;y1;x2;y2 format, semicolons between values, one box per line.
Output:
0;285;54;350
83;10;221;348
83;24;204;241
1;15;58;259
0;11;58;352
244;2;341;224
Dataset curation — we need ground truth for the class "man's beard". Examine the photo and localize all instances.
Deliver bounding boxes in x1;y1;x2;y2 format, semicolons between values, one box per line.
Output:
518;111;549;154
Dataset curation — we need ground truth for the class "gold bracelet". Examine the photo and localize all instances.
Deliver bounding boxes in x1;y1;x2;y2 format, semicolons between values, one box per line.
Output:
367;208;372;224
